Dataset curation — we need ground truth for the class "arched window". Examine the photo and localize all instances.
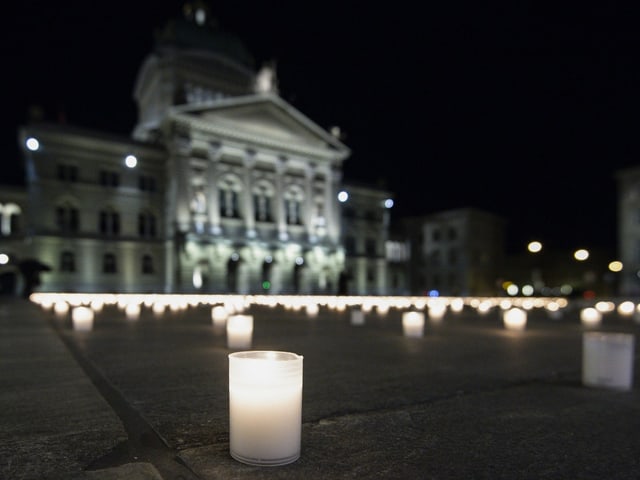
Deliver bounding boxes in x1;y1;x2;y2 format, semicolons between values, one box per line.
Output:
253;181;275;222
0;203;21;236
219;175;242;219
284;185;304;225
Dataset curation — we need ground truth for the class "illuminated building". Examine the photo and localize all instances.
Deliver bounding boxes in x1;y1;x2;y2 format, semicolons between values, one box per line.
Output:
11;7;361;294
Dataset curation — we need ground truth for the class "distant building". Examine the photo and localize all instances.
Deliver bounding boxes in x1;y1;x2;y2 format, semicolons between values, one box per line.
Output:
339;183;394;295
398;208;506;296
615;165;640;296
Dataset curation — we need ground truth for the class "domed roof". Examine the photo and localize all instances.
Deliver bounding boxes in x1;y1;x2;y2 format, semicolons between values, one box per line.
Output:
154;12;255;70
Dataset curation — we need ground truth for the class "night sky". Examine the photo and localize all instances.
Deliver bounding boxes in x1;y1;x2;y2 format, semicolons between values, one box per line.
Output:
2;1;639;254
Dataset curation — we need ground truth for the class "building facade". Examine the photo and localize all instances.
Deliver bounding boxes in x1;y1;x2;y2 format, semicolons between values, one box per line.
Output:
339;183;394;295
615;165;640;296
399;208;506;296
8;8;359;295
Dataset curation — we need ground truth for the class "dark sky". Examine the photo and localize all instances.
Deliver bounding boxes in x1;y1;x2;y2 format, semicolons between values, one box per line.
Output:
2;1;639;254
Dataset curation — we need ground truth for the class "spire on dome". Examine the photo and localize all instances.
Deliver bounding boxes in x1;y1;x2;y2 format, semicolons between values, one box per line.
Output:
182;1;214;28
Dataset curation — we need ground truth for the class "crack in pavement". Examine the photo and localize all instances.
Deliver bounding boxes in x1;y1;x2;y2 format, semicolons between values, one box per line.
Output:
48;318;202;479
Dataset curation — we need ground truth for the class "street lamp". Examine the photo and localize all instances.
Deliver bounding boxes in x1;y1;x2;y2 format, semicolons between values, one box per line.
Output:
527;240;544;294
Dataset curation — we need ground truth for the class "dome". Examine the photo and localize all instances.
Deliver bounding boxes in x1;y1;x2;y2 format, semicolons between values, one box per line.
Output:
154;17;256;71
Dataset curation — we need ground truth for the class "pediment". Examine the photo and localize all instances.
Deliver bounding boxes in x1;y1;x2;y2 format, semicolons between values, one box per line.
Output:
173;95;349;157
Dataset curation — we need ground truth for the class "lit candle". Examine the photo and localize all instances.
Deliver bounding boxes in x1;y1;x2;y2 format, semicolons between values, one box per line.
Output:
226;314;254;349
228;351;303;466
503;307;527;331
72;306;94;331
402;311;425;337
582;332;635;391
580;307;602;327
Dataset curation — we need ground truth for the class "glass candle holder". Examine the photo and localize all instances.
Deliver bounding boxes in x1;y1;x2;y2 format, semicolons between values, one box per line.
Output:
582;332;635;390
226;314;253;349
228;351;303;466
503;307;527;330
402;311;425;337
72;306;94;331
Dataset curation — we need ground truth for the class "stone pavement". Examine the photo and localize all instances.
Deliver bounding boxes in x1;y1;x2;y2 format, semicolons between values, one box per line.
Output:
1;295;639;479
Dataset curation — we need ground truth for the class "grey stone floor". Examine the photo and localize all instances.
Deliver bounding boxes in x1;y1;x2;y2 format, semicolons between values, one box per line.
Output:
2;296;639;479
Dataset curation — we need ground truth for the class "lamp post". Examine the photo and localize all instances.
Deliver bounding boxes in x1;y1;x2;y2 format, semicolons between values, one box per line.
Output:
527;240;544;295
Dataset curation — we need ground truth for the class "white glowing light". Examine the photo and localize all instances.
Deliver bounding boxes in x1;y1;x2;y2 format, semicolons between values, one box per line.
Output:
0;253;8;265
503;307;527;331
402;311;425;337
580;307;602;327
227;314;254;349
125;154;137;168
72;306;94;331
527;241;542;253
574;249;589;261
617;301;635;316
26;137;39;151
506;284;519;296
337;191;349;202
384;198;394;208
608;261;623;272
521;285;534;296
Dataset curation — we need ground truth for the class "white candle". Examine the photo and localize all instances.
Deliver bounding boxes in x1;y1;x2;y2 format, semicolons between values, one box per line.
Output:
580;307;602;327
350;309;365;325
402;311;425;337
228;351;303;466
226;314;253;349
503;307;527;331
582;332;635;391
72;306;94;331
125;303;141;321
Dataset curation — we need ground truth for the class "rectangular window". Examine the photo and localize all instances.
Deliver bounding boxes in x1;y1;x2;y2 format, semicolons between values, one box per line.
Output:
138;175;157;192
60;251;75;272
99;211;120;235
142;254;154;274
365;238;377;257
99;170;120;187
103;253;117;274
57;164;78;182
56;206;79;232
345;236;356;256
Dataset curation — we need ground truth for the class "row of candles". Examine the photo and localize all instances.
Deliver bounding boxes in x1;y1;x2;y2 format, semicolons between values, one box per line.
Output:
31;293;637;466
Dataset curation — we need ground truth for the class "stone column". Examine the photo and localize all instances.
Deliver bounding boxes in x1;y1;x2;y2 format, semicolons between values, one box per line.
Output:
327;166;342;243
243;150;256;238
167;137;192;234
275;156;288;241
304;164;315;241
207;143;222;235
